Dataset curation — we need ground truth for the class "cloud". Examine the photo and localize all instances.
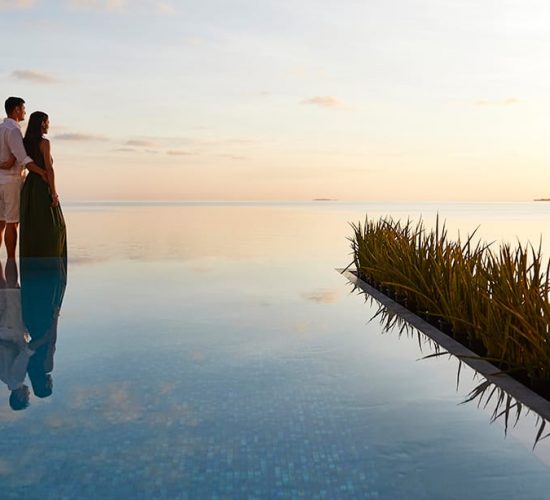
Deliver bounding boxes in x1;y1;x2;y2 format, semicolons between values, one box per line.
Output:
126;139;157;147
217;154;247;161
55;133;109;141
67;0;126;10
155;1;175;14
474;98;521;107
166;150;192;156
302;290;340;304
113;147;136;152
301;96;344;109
11;70;59;84
224;138;259;145
0;0;35;10
66;0;175;13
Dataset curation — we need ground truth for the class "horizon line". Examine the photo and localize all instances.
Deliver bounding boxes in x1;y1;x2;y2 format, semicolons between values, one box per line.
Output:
61;199;542;204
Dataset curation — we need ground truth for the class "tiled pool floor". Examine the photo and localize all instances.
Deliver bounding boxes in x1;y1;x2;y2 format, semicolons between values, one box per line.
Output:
1;203;550;499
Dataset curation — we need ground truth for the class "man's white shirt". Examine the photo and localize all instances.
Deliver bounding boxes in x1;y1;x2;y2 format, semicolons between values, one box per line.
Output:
0;118;32;185
0;288;32;391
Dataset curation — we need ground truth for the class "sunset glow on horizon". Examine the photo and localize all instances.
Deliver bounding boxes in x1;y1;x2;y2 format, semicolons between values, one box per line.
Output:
2;0;550;202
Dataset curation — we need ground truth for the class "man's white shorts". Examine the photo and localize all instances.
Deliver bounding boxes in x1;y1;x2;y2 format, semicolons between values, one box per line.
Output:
0;181;22;224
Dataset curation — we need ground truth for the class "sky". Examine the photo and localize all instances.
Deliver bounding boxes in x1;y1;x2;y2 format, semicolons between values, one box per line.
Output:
1;0;549;201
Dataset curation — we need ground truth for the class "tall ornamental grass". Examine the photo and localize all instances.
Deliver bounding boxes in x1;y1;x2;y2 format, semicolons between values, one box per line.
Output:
351;216;550;390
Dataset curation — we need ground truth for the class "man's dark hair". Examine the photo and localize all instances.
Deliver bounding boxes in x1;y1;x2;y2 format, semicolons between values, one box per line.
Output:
4;97;25;116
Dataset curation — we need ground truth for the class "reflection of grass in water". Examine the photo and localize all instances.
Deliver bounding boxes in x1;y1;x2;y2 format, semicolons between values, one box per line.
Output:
350;215;550;397
461;377;550;449
353;283;550;448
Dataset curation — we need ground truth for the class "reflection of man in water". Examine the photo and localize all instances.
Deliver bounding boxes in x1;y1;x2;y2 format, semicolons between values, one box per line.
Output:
0;259;32;410
21;258;67;400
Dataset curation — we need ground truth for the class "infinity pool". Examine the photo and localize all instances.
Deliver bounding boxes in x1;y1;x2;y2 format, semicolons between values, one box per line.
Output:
1;202;550;499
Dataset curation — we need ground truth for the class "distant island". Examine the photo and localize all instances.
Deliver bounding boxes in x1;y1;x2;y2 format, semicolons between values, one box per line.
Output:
312;198;338;202
534;199;550;201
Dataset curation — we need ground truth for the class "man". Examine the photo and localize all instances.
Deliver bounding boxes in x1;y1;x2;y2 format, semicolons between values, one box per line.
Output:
0;97;46;258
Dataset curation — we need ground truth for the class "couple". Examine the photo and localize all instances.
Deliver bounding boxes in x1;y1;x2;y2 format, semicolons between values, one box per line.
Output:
0;96;66;259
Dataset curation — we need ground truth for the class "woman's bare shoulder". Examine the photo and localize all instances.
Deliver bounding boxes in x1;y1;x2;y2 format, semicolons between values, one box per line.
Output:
39;138;51;150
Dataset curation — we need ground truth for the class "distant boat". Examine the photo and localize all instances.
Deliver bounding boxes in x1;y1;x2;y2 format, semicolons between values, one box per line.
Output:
312;198;337;202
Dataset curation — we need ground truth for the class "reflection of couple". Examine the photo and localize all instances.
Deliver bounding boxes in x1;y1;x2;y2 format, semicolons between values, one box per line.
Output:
0;258;67;410
0;96;66;259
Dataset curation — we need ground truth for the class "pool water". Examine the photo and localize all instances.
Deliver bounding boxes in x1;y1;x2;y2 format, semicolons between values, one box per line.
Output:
1;202;550;499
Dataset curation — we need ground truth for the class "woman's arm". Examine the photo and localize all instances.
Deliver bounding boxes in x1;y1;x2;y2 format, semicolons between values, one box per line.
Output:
40;140;59;207
25;161;48;181
0;154;16;170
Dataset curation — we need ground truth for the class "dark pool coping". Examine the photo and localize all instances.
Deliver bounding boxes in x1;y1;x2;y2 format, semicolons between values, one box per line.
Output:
339;268;550;422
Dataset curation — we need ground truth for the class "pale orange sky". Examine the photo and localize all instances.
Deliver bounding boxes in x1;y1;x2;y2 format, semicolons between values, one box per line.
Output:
3;0;550;201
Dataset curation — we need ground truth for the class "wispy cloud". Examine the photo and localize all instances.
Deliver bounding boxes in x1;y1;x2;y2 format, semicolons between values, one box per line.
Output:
0;0;35;10
474;98;521;107
224;138;259;145
301;96;344;109
126;139;158;147
55;133;109;141
67;0;126;11
117;136;256;158
155;1;175;14
11;69;59;84
217;154;247;161
166;150;192;156
66;0;175;13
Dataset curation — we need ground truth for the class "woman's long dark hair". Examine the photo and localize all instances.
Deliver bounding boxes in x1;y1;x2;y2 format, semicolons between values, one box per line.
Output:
23;111;48;164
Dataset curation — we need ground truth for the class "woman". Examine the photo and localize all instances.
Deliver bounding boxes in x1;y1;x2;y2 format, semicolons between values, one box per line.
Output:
20;112;66;258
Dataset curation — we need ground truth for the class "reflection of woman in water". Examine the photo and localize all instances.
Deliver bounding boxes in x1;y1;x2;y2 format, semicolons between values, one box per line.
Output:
21;258;67;400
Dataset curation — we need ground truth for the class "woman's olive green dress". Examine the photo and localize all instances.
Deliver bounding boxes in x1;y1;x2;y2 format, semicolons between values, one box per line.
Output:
20;145;67;258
